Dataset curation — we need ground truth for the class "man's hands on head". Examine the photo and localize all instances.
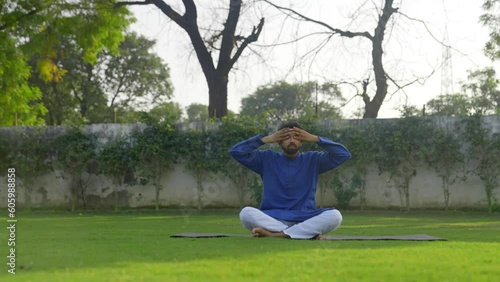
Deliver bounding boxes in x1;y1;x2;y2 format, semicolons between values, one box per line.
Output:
261;127;320;144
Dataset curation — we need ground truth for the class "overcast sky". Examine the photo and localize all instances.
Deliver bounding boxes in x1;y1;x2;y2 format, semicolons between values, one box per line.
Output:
130;0;499;118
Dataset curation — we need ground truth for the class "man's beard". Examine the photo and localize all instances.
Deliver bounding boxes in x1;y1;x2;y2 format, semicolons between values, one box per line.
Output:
283;143;299;154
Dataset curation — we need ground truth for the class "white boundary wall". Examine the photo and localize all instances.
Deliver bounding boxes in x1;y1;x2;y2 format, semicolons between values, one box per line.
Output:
1;116;499;210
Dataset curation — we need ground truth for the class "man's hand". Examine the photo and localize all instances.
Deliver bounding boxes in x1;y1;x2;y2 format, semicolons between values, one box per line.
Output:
261;127;320;144
261;127;293;143
292;127;320;143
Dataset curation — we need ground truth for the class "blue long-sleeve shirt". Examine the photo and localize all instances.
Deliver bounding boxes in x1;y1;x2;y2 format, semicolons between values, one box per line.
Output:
229;134;351;222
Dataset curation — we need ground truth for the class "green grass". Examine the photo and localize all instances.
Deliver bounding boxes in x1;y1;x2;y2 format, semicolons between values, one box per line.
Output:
0;209;499;282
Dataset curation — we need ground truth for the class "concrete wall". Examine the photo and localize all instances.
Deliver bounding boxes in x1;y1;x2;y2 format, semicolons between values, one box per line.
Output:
1;116;499;210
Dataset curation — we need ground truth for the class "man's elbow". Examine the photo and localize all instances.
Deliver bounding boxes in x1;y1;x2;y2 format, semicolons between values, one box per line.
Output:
229;147;243;159
346;150;352;160
229;148;237;159
341;150;352;162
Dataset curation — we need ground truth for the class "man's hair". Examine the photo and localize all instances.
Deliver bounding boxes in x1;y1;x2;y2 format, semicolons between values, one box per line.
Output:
277;121;303;131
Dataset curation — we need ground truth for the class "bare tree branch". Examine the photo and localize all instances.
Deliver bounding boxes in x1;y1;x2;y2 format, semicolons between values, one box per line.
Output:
228;17;265;70
397;11;467;57
114;0;152;7
253;31;332;47
264;0;373;39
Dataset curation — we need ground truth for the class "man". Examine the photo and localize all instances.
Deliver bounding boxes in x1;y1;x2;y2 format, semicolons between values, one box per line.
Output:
229;121;351;239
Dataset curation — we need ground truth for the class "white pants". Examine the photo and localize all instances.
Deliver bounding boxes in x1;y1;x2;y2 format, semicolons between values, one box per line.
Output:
239;206;343;239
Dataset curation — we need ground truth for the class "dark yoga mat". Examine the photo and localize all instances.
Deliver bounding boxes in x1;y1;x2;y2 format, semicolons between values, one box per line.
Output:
171;233;446;241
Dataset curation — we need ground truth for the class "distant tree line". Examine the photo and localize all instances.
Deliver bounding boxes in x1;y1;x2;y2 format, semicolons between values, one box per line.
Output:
2;1;499;125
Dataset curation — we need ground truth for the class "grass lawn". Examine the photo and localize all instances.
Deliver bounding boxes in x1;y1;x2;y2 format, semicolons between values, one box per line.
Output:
0;209;499;282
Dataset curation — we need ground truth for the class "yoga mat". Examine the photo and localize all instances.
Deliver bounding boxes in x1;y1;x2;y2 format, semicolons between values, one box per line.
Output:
171;233;446;241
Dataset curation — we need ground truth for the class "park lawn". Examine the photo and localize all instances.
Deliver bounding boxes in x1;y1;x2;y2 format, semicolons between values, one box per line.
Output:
0;209;499;282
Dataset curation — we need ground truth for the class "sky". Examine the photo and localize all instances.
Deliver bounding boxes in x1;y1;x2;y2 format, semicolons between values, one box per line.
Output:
129;0;499;118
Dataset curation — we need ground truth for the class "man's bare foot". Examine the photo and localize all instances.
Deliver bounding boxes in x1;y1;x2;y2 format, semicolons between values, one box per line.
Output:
312;234;323;240
252;227;291;238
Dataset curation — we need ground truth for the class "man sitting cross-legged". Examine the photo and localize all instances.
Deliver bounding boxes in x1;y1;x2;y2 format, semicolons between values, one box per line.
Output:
229;121;351;239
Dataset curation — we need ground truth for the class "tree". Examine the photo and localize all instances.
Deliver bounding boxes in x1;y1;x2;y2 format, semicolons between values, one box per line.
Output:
376;118;433;211
0;36;47;126
28;40;107;125
336;124;378;210
148;102;183;123
480;0;500;60
103;32;174;115
461;115;500;213
116;0;265;118
6;128;52;210
98;136;138;211
181;130;218;210
426;94;471;117
28;31;173;125
53;128;98;211
265;0;399;118
240;81;343;120
1;0;132;126
425;68;499;117
462;67;500;115
185;103;209;122
425;128;465;211
134;120;179;211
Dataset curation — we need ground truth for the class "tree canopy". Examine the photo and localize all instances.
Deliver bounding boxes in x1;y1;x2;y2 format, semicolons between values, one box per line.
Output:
425;67;499;116
0;0;133;126
240;81;343;120
480;0;500;60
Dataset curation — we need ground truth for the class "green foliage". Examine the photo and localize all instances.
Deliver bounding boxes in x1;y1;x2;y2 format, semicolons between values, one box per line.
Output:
28;31;173;125
147;102;183;123
426;67;499;117
0;131;14;173
53;128;98;211
336;123;378;209
461;115;500;213
215;115;270;207
103;32;174;112
0;34;47;126
329;171;358;209
186;103;209;122
7;128;52;209
376;118;434;211
462;67;500;115
480;0;500;60
398;105;424;118
426;94;472;117
240;81;343;120
181;129;218;210
134;120;180;210
425;127;465;210
247;174;263;205
1;0;133;126
1;115;499;213
98;136;138;211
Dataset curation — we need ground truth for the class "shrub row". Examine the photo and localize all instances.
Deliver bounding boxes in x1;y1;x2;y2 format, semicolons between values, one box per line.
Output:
0;115;499;212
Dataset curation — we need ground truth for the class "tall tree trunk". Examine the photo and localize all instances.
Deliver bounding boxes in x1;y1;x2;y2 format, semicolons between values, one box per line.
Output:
116;0;264;118
362;0;395;119
208;73;229;118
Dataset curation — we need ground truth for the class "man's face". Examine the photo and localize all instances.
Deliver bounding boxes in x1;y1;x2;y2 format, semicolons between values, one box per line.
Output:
279;131;302;155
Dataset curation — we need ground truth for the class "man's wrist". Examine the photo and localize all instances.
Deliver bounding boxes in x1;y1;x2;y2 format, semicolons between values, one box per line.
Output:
261;136;272;144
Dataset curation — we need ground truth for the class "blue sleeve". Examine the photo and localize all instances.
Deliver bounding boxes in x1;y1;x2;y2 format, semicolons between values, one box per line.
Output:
315;136;352;174
229;135;266;174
